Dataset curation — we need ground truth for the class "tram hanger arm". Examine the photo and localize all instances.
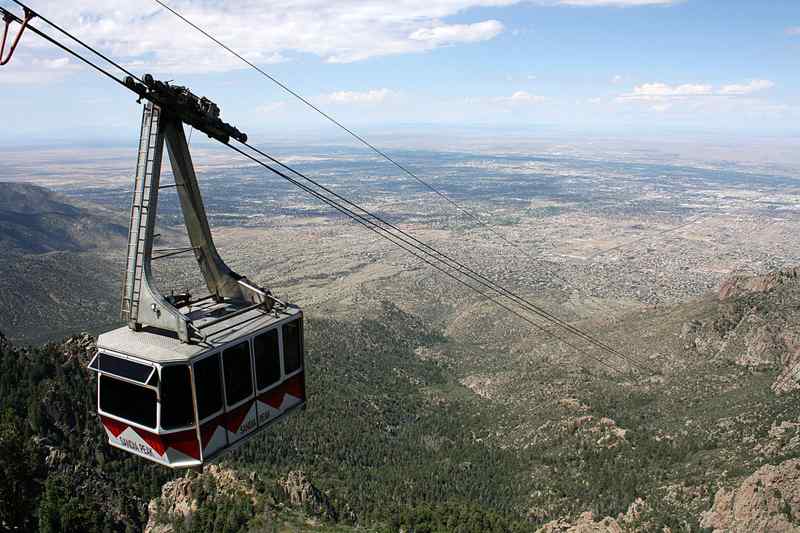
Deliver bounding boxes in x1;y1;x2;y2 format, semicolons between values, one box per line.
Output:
0;6;34;65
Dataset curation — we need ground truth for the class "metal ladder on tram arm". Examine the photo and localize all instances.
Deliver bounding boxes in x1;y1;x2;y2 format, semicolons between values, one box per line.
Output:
121;101;271;343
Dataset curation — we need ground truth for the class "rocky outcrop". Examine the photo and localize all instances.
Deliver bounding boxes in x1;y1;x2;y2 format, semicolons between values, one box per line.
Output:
719;268;800;301
537;512;624;533
145;465;257;533
682;268;800;393
755;420;800;459
570;416;628;449
60;332;96;366
144;466;348;531
279;470;338;521
682;313;795;368
700;458;800;532
536;498;647;532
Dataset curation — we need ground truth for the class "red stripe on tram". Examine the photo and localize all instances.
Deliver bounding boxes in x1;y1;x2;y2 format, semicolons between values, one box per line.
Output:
163;428;201;460
101;416;128;438
200;414;225;448
260;387;284;409
284;373;305;399
259;372;306;409
133;427;168;456
224;400;254;433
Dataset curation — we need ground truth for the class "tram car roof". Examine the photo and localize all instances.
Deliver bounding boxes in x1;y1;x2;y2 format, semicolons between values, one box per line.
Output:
97;301;302;364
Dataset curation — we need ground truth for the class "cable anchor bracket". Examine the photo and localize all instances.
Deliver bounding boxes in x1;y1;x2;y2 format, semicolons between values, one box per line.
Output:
0;7;35;66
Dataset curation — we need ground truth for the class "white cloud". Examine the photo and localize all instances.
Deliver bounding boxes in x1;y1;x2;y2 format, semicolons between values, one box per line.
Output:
0;0;687;82
620;82;713;101
619;80;774;103
614;79;780;116
786;27;800;35
496;90;546;104
611;74;623;84
319;88;396;105
409;20;503;46
719;79;775;95
0;55;79;84
1;1;519;76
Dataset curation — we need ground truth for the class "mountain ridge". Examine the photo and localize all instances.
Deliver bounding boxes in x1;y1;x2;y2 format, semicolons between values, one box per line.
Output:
0;182;127;254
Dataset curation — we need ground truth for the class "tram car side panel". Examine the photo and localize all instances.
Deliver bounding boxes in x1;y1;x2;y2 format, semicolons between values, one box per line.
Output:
221;340;260;444
192;353;229;459
254;318;306;427
195;316;307;462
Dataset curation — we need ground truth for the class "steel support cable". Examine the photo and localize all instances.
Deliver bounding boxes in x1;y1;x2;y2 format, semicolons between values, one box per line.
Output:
9;0;143;83
225;142;630;377
152;0;558;259
2;6;643;377
239;141;656;374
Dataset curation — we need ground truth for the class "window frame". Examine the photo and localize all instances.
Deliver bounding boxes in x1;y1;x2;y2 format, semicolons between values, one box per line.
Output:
89;352;156;385
281;318;304;378
94;350;161;431
158;363;198;432
220;339;256;409
98;374;159;431
191;351;225;424
91;351;159;394
253;326;284;393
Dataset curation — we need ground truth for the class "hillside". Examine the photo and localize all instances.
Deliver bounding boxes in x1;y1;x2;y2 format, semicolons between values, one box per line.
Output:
0;183;150;344
2;268;800;532
0;182;127;254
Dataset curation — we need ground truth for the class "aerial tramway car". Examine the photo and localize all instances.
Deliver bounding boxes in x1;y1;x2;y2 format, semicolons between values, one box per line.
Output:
90;304;305;467
86;75;306;467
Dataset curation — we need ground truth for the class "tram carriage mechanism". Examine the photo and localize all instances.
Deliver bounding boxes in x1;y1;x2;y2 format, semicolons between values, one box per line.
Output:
87;77;306;468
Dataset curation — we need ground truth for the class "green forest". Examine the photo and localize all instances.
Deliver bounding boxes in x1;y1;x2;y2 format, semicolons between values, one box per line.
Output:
3;299;800;532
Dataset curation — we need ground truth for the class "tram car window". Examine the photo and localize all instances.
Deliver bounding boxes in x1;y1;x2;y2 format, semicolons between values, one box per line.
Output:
254;328;281;390
160;365;195;429
194;354;224;420
99;375;157;429
91;351;155;383
283;319;304;374
223;341;254;406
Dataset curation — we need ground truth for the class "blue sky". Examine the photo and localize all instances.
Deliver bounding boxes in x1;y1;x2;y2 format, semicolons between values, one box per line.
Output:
1;0;799;144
